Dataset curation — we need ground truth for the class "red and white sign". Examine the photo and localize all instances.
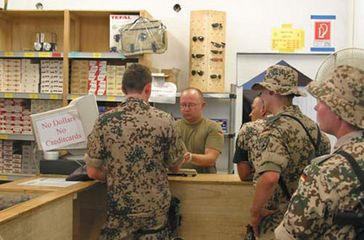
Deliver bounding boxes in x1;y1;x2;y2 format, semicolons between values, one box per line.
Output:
314;22;331;40
35;111;86;151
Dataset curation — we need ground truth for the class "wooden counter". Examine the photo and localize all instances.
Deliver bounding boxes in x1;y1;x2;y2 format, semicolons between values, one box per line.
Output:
0;177;106;240
169;174;254;240
0;174;253;240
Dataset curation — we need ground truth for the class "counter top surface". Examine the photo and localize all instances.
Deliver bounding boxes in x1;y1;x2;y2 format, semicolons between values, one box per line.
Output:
168;173;252;185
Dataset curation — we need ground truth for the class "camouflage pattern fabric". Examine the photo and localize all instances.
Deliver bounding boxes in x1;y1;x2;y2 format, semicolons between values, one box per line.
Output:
255;105;331;235
275;130;364;239
85;97;185;240
252;65;306;97
236;119;267;181
307;64;364;129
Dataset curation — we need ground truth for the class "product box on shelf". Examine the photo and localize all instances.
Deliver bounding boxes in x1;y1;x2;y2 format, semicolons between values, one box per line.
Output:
109;14;140;52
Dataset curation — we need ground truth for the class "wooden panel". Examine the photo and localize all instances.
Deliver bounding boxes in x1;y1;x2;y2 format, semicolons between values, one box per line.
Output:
189;11;226;92
170;179;253;240
10;16;64;51
73;183;107;240
0;13;12;50
0;194;73;240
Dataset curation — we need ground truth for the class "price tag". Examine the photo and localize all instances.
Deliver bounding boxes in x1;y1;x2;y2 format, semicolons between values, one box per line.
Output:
69;94;78;100
39;52;51;58
0;175;9;181
69;52;80;58
24;52;35;58
0;134;9;140
28;93;39;99
4;51;14;57
106;96;116;101
4;92;14;98
49;94;60;100
52;52;62;58
92;52;102;58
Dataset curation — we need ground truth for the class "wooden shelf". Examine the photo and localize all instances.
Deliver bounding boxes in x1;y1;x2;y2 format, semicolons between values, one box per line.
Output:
0;51;63;58
0;133;34;141
68;51;125;59
0;92;63;100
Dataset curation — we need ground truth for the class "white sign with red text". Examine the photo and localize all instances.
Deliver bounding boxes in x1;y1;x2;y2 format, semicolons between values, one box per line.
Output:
35;111;86;151
310;15;336;52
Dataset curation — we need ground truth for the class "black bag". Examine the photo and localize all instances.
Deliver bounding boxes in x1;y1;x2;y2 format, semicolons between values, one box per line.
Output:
168;196;182;237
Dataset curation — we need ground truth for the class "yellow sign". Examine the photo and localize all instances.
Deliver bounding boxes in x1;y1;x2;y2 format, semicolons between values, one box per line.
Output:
28;93;39;99
24;52;35;58
39;52;52;58
4;51;14;57
4;92;14;98
272;24;304;53
92;52;102;58
0;134;9;140
0;175;9;181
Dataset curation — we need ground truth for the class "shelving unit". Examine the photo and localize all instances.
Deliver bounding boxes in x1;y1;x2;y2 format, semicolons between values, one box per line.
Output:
0;10;152;180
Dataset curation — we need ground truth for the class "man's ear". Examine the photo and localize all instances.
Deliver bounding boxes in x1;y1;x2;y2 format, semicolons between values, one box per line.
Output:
122;86;127;95
144;83;152;95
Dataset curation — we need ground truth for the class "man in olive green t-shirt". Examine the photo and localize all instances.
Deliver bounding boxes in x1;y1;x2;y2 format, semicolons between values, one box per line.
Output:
176;87;224;173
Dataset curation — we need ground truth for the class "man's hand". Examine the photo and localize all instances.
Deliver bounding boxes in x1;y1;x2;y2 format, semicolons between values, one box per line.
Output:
183;152;193;163
250;208;278;236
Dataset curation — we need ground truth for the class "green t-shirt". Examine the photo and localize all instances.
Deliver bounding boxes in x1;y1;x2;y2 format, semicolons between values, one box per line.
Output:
176;117;224;173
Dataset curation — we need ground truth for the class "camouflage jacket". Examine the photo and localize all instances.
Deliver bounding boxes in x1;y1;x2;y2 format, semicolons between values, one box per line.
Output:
256;105;331;234
275;130;364;239
85;97;185;239
236;118;266;181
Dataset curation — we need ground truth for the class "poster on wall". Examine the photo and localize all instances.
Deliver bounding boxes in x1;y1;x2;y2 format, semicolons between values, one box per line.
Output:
310;15;336;52
272;24;305;53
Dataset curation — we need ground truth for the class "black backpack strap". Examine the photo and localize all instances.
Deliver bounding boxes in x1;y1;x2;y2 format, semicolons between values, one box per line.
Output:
336;150;364;191
279;176;292;200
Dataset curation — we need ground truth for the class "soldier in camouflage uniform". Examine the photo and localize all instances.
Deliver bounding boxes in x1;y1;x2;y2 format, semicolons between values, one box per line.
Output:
275;64;364;239
85;64;185;240
233;96;269;181
249;65;331;239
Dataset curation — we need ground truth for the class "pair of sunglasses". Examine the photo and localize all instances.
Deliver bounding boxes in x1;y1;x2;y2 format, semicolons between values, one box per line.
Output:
210;58;223;62
211;41;225;48
210;74;222;79
191;70;204;76
212;23;223;29
192;54;205;59
211;50;223;54
192;36;204;42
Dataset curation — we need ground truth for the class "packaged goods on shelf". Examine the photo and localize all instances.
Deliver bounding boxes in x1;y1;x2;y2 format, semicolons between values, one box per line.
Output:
30;99;63;114
40;60;63;94
106;65;125;96
21;59;40;93
0;140;25;174
88;60;107;95
70;60;89;94
0;99;32;135
1;59;21;92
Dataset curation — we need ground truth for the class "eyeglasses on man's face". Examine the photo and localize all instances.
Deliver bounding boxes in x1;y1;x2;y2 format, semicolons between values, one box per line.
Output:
180;103;198;109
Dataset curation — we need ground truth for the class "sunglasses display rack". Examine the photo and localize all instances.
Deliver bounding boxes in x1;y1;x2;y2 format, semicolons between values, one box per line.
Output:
189;10;226;92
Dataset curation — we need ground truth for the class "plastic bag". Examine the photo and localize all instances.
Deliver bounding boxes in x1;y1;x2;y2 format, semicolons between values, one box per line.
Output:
120;16;168;56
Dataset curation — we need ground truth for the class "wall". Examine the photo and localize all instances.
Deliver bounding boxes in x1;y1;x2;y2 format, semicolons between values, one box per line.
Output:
5;0;362;171
7;0;354;90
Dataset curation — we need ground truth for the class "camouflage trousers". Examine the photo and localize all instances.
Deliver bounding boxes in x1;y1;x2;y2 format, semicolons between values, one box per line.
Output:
99;212;169;240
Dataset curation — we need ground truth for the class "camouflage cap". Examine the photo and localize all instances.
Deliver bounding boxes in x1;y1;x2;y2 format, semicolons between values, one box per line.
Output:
307;65;364;129
252;65;306;97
